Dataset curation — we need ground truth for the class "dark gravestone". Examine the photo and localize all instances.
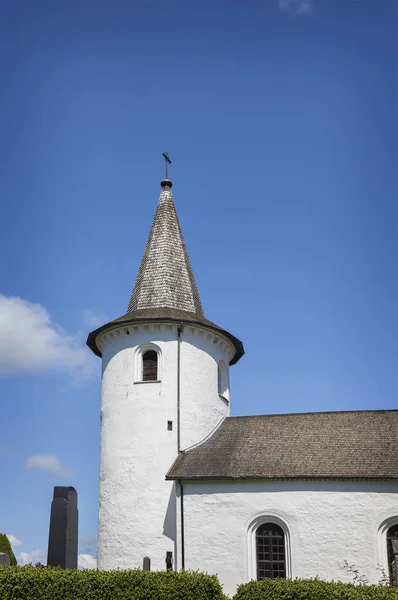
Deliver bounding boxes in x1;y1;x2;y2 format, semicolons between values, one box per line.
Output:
165;551;173;571
47;486;78;569
143;556;151;571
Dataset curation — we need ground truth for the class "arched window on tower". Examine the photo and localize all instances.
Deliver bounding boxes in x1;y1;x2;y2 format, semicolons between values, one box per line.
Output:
387;524;398;585
217;364;222;394
256;523;286;580
218;360;229;401
142;350;158;381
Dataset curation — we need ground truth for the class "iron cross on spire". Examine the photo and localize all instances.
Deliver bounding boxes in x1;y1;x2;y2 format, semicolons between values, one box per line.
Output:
162;152;171;179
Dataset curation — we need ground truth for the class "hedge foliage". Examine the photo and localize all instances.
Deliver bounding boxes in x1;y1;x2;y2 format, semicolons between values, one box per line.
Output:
0;535;16;567
234;578;398;600
1;570;398;600
0;566;227;600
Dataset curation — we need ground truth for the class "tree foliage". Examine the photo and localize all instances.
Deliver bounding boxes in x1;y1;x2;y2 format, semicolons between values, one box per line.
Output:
0;534;17;566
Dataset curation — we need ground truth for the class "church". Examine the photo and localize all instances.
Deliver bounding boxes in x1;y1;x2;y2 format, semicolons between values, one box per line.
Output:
86;162;398;597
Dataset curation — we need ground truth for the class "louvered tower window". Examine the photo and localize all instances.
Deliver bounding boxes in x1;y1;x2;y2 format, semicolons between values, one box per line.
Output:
256;523;286;580
218;364;222;394
142;350;158;381
217;360;229;400
387;524;398;586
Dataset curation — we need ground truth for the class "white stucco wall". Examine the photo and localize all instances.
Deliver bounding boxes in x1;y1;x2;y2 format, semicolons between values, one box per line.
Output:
179;480;398;597
96;321;233;571
179;325;233;450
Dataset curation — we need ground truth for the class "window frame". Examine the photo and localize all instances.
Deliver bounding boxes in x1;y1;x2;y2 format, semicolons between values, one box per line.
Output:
134;343;162;383
247;514;292;582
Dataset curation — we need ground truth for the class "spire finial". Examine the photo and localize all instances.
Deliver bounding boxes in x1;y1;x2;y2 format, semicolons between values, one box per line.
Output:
161;152;172;188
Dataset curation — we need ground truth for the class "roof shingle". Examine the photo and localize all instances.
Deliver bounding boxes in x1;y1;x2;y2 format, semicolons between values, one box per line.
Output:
166;410;398;480
86;180;244;364
128;183;203;315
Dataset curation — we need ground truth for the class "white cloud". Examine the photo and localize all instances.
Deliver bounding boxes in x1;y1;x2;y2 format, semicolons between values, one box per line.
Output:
17;549;46;566
16;549;96;569
84;310;108;329
278;0;313;15
78;553;97;570
0;293;94;380
25;454;72;477
6;534;22;547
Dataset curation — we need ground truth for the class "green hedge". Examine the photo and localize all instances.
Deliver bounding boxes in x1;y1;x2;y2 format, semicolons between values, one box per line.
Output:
0;535;16;567
1;570;398;600
0;566;227;600
234;578;398;600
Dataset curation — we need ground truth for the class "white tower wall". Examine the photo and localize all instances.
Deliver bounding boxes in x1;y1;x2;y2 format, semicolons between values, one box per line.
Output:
96;321;234;571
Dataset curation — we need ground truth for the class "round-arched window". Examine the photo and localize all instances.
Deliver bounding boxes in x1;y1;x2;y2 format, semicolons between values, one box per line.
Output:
142;350;158;381
256;523;286;580
218;360;229;400
387;524;398;585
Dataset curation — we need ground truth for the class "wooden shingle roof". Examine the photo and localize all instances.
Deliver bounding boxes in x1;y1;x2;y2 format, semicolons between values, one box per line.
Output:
86;180;244;364
167;410;398;480
127;181;203;316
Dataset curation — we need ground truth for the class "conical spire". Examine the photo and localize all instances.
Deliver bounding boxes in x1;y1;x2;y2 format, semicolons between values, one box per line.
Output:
86;160;243;365
127;180;204;316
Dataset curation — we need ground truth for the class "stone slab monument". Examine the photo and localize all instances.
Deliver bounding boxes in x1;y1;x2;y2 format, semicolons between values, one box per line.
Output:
47;486;78;569
0;553;10;566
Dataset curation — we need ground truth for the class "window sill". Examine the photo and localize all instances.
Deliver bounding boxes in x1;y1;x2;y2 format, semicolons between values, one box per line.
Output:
134;380;161;385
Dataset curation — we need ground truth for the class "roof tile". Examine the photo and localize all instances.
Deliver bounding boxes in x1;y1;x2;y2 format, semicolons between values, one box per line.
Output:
167;410;398;480
127;185;203;315
85;182;244;364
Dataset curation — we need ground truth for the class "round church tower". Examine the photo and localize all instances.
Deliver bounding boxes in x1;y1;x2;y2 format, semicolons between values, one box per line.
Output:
87;170;244;571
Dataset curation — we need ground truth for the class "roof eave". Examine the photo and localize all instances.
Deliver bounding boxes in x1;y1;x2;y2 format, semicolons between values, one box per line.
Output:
86;315;244;365
166;474;398;482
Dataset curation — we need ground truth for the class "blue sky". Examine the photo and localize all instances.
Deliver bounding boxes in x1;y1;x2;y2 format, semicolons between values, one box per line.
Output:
0;0;396;567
